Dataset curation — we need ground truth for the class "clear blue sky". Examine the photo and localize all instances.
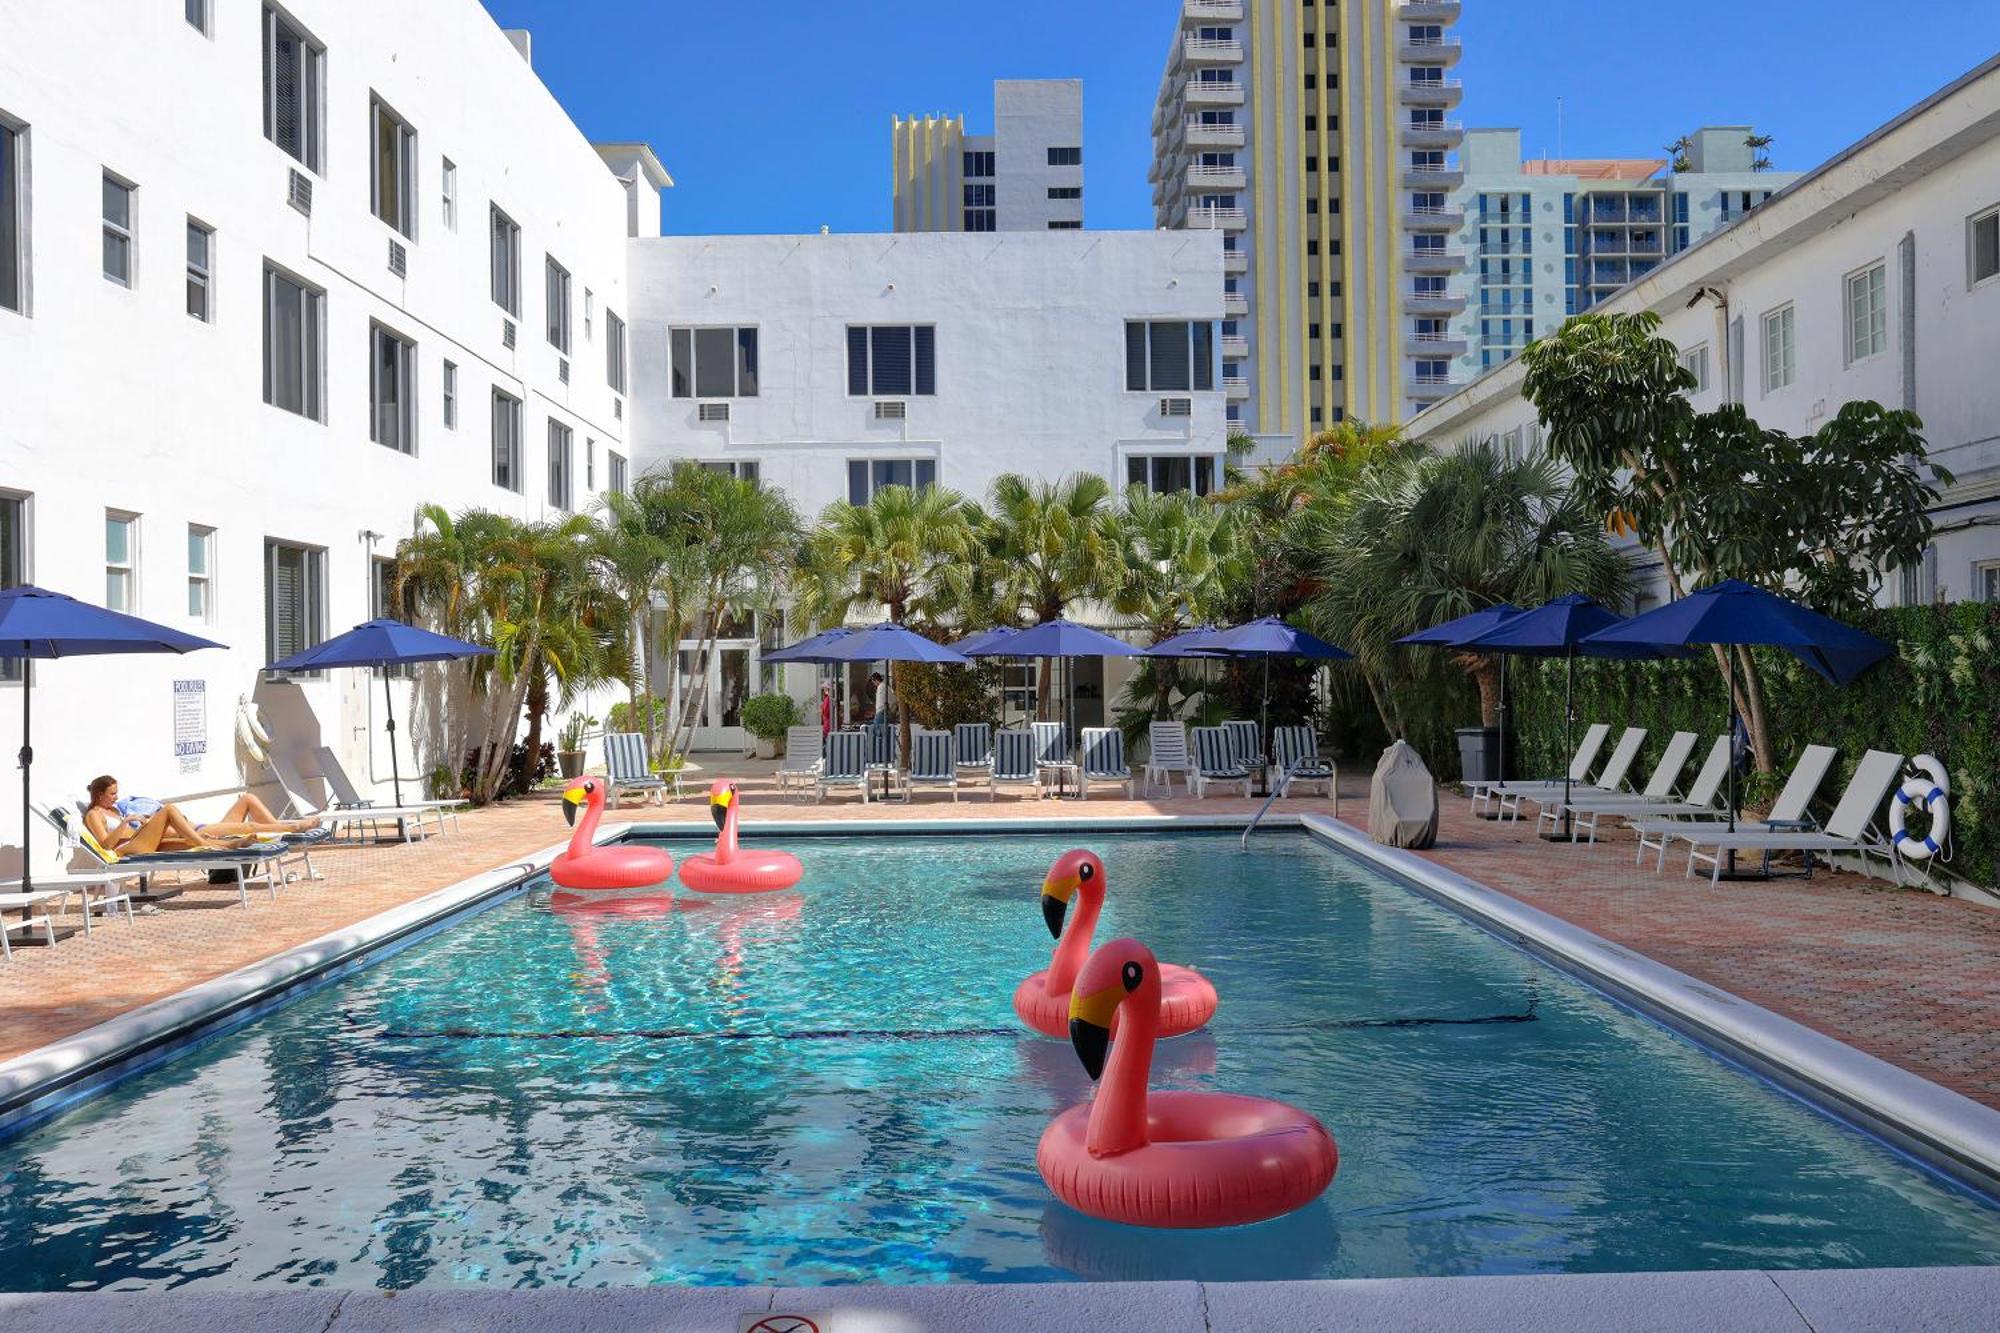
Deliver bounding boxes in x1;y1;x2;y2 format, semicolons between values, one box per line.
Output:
481;1;2000;236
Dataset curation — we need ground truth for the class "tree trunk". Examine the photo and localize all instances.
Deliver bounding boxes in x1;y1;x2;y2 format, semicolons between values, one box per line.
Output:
1036;657;1053;722
518;661;550;792
1360;667;1399;738
1735;646;1777;773
1463;654;1503;727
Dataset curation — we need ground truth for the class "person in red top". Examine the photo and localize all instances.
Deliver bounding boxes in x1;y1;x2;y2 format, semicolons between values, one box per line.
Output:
820;680;834;736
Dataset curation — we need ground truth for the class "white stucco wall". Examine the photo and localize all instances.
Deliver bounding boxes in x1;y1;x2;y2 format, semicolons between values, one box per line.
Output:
0;0;635;858
993;80;1084;232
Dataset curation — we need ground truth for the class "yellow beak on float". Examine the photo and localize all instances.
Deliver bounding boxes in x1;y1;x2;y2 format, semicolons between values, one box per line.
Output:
1041;871;1081;939
562;784;588;827
710;784;735;832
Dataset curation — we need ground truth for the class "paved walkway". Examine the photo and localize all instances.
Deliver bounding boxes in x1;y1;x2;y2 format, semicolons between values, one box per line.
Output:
2;762;1995;1114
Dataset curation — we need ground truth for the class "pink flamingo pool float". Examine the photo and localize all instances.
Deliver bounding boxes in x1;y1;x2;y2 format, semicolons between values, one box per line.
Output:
550;779;675;891
678;780;803;894
1013;849;1217;1040
1038;937;1339;1228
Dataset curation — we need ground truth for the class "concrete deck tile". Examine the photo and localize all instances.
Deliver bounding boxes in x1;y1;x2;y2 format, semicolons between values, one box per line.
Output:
0;1290;347;1333
331;1285;778;1332
1767;1263;2000;1331
763;1280;1205;1332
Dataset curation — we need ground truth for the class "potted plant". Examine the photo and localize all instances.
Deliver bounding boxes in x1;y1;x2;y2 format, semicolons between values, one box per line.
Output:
557;713;593;780
740;692;800;760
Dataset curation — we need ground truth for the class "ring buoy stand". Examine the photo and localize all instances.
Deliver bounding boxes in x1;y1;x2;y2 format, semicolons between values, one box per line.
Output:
236;696;272;763
1890;754;1950;861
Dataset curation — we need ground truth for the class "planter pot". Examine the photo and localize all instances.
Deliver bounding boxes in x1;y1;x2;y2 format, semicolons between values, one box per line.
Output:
557;750;586;780
1454;726;1500;785
754;736;777;759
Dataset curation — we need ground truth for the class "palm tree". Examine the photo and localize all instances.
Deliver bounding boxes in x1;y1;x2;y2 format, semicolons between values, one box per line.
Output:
796;483;978;763
1299;441;1630;736
1111;485;1241;725
981;472;1122;719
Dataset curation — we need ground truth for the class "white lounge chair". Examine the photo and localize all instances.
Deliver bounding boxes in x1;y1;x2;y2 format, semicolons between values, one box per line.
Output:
37;803;289;909
1536;729;1697;841
1144;721;1196;797
310;744;464;833
1078;728;1135;800
0;887;68;958
1626;744;1836;872
1505;725;1649;824
1189;725;1253;799
903;730;958;802
988;729;1041;800
1272;725;1337;805
1679;749;1905;885
1471;721;1612;816
817;730;870;804
2;814;143;943
953;723;994;772
603;731;673;807
1552;735;1732;855
776;726;824;796
267;751;443;842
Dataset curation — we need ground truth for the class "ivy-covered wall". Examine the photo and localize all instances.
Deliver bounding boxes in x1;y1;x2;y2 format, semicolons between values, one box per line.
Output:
1504;602;1999;889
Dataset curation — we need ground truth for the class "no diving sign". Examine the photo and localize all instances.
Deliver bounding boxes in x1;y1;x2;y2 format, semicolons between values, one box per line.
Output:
740;1316;828;1333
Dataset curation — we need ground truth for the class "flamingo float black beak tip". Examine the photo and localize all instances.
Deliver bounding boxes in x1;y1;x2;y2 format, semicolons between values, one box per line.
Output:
1068;1018;1110;1081
563;801;578;829
1042;893;1068;940
710;786;733;832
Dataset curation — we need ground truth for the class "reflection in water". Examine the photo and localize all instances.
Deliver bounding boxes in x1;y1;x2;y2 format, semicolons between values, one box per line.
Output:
1013;1030;1219;1107
1040;1196;1342;1283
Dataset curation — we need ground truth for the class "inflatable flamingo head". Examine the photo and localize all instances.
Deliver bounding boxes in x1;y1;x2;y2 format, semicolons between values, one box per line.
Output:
561;779;601;827
1068;937;1156;1080
1040;848;1104;939
708;779;738;831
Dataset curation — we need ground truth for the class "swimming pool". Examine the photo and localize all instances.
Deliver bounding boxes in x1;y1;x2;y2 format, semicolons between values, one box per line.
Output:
1;829;1997;1289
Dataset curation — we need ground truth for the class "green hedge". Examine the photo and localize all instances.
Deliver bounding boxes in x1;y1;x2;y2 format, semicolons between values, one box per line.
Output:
1505;602;1999;888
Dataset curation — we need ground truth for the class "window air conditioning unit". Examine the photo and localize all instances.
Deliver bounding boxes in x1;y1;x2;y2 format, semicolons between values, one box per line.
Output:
287;169;313;216
873;400;907;421
501;319;516;349
1159;396;1193;417
386;239;406;277
558;358;570;384
697;402;731;423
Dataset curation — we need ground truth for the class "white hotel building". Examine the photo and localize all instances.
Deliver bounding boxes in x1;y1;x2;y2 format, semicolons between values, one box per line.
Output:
1407;55;2000;609
0;0;1223;848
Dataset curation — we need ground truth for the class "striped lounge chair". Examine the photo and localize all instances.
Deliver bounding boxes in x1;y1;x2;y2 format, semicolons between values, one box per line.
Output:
1189;725;1253;799
1078;728;1134;800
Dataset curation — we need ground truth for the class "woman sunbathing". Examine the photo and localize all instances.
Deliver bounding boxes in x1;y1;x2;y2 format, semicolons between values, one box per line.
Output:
83;776;319;855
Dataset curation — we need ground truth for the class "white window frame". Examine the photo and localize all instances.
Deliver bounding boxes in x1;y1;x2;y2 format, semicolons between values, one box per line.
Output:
1968;204;1999;290
846;457;937;503
585;437;596;491
1844;261;1887;366
440;157;457;232
1678;342;1708;392
262;4;325;173
370;95;418;239
1976;558;2000;605
672;325;759;398
545;255;571;353
187;523;214;623
0;115;26;317
547;420;573;511
101;172;134;288
442;359;458;429
0;491;25;682
490;204;520;316
606;310;627;393
699;460;761;486
105;511;139;613
584;288;594;342
185;217;213;322
845;325;934;398
1125;320;1216;393
608;451;628;495
262;261;324;421
369;321;418;455
264;538;326;674
1760;303;1795;395
185;0;212;35
491;389;523;493
1124;454;1219;497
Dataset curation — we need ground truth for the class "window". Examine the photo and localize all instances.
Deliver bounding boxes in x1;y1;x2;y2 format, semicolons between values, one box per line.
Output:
1678;343;1708;391
964;208;995;232
584;288;594;341
585;437;596;491
606;311;627;392
264;539;324;670
105;512;137;612
965;183;995;207
699;460;761;486
102;174;133;286
1048;186;1081;200
608;451;628;495
442;360;458;428
1844;263;1887;364
963;151;994;177
440;158;457;231
1124;320;1215;392
0;493;22;682
1972;206;1999;287
369;323;417;454
846;325;935;396
1047;146;1082;167
368;558;414;675
1048;220;1081;230
185;219;213;321
186;0;211;34
489;205;520;315
262;263;323;420
847;459;937;503
491;391;522;492
262;5;324;172
186;525;213;621
1126;455;1218;497
369;96;417;237
547;421;573;510
1761;303;1795;394
671;326;759;398
0;118;22;314
545;255;571;351
1974;559;2000;603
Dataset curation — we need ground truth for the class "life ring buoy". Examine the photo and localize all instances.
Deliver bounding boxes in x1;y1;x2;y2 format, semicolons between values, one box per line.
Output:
235;697;273;763
1889;754;1950;861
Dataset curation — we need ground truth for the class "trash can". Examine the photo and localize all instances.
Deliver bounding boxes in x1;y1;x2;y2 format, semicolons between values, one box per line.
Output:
1456;725;1500;784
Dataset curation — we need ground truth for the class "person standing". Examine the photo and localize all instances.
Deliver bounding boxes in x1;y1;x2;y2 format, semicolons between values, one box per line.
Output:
820;680;834;736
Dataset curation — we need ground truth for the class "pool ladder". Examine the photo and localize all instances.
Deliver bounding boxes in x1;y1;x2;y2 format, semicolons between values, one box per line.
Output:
1241;767;1293;848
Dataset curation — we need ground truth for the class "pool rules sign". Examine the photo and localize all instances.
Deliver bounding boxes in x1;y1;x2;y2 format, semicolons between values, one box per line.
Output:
173;679;207;774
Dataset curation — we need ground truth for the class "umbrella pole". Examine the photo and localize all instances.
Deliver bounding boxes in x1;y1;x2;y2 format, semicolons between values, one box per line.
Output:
382;667;404;809
18;673;29;895
1541;649;1575;842
1496;654;1507;784
1259;656;1271;798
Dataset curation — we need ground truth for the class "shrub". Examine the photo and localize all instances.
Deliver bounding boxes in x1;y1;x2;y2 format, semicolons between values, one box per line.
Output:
741;692;801;743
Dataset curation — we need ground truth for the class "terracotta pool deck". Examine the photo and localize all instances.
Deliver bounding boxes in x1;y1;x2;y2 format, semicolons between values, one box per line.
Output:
2;763;1995;1114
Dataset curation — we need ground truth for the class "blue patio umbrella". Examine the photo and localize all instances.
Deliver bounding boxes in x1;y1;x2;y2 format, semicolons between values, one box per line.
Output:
1582;579;1894;839
811;622;968;765
1397;604;1525;790
1465;595;1689;838
946;625;1019;657
761;626;856;665
1141;624;1230;657
0;585;225;895
267;619;493;808
970;619;1143;754
1202;617;1354;793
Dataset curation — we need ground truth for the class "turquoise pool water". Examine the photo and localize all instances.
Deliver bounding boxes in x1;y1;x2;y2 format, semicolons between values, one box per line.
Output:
2;829;1998;1289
